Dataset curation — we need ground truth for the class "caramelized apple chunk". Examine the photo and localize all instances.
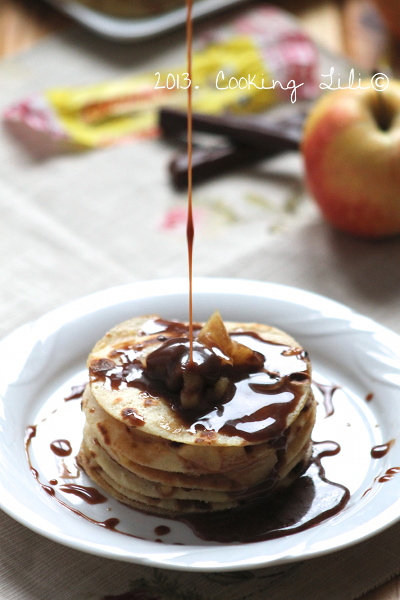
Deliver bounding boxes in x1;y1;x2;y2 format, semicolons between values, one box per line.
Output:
145;312;264;412
198;311;264;371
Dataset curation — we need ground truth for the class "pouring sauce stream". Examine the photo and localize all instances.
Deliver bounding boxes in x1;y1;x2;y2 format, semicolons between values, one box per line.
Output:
186;0;194;364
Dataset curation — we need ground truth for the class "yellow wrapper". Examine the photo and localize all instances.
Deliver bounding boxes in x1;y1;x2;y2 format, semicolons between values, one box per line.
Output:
5;7;319;151
46;36;277;148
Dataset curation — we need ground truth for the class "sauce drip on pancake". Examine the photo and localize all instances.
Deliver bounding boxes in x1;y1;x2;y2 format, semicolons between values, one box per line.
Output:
88;317;311;444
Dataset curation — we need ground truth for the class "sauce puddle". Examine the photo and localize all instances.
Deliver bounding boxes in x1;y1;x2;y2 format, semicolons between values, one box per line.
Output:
24;380;358;545
176;445;349;544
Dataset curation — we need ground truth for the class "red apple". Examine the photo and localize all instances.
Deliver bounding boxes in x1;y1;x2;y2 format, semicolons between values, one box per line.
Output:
302;80;400;238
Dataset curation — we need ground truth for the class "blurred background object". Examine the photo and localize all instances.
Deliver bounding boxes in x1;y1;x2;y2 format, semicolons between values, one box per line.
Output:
0;0;396;69
372;0;400;40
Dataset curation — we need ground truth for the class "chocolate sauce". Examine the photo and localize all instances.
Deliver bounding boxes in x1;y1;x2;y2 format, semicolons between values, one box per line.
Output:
371;440;395;459
24;422;146;539
186;0;194;363
314;381;340;418
89;321;310;444
26;417;350;544
64;384;86;401
25;425;37;476
146;338;222;392
50;445;80;479
377;467;400;483
50;439;72;457
120;408;145;427
177;446;349;544
58;483;107;504
140;317;200;338
154;525;170;536
312;440;341;459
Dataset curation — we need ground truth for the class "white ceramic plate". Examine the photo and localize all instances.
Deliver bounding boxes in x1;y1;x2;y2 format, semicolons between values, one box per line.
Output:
44;0;249;40
1;278;400;572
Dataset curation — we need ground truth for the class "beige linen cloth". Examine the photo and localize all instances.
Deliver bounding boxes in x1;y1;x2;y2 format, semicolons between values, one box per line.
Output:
1;22;400;600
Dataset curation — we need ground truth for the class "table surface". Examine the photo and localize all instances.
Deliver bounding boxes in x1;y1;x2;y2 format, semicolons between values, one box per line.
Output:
0;1;399;599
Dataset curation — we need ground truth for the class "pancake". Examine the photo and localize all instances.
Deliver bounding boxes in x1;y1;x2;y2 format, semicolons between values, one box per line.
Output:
88;315;312;444
78;312;316;515
82;385;288;475
81;385;315;487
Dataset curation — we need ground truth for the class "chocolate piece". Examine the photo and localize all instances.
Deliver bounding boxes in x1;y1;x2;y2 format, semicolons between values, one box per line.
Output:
169;144;268;189
159;108;303;149
159;107;306;188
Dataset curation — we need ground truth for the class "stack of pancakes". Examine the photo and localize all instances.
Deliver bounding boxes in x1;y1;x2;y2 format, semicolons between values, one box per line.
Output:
78;315;316;516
